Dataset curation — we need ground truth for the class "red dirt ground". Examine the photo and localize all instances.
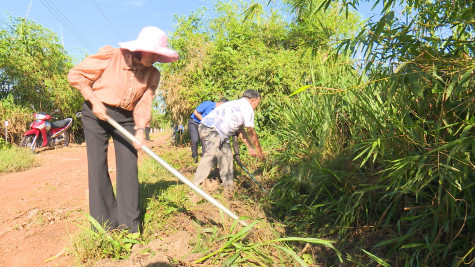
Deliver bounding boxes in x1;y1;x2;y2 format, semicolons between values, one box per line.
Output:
0;136;168;267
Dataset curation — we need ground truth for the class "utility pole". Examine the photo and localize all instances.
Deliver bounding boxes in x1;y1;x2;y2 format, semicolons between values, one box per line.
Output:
4;121;8;143
59;23;64;46
26;0;34;20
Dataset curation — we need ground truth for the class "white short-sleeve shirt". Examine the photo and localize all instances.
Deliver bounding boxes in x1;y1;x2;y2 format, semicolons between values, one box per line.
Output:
201;98;255;140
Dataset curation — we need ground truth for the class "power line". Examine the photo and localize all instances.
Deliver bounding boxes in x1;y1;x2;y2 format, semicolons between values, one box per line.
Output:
39;0;96;52
39;0;95;52
70;0;112;45
92;0;124;41
44;0;96;50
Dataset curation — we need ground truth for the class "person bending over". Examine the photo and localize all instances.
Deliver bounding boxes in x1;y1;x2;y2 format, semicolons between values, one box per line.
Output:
193;89;264;190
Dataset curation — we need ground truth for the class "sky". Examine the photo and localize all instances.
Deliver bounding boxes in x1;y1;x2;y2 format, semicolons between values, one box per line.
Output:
2;0;381;60
2;0;217;58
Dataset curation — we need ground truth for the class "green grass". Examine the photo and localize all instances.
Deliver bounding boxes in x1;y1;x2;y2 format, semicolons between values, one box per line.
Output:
67;211;142;264
0;142;37;173
195;219;342;266
67;133;340;266
266;49;475;265
138;156;192;241
138;143;340;266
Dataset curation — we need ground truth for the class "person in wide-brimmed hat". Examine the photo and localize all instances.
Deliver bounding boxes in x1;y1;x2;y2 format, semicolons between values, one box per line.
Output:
68;26;178;233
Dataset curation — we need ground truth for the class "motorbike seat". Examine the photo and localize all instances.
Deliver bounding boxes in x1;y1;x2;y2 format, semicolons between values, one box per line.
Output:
51;119;71;128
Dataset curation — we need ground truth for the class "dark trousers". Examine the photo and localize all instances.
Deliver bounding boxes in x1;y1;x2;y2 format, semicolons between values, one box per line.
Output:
81;101;140;233
145;126;151;141
193;124;234;189
188;119;205;159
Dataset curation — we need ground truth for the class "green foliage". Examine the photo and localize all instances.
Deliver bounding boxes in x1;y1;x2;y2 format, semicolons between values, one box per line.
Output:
160;1;332;127
68;211;142;264
0;138;37;173
0;16;83;142
268;62;364;240
150;109;169;129
196;220;342;266
68;135;342;265
137;147;193;241
0;95;33;144
265;0;475;265
0;137;8;149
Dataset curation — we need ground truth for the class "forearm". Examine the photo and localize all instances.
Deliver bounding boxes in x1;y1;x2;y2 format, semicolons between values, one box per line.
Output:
193;110;203;121
133;128;145;149
247;127;263;155
238;127;253;151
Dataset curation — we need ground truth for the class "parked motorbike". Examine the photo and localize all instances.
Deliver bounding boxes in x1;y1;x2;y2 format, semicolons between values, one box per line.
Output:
20;110;73;152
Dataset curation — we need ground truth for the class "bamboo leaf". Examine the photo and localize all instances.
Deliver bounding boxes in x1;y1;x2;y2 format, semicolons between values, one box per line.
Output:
446;80;456;99
271;244;308;267
289;85;311;97
394;62;408;73
362;249;391;267
409;73;423;98
374;232;412;248
401;243;425;249
354;145;372;161
223;248;241;266
454;68;474;96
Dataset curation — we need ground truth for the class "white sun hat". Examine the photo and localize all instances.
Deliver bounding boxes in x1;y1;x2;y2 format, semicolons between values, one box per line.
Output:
119;26;179;63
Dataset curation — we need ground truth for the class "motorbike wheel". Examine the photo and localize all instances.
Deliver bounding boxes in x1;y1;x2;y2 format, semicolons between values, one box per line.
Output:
20;135;38;152
62;132;70;147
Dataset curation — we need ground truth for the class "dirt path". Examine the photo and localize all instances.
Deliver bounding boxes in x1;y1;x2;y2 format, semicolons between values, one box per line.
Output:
0;144;89;266
0;136;168;266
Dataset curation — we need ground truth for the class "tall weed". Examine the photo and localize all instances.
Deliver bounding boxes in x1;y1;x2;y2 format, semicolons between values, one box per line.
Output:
0;138;37;173
268;50;474;265
0;95;31;144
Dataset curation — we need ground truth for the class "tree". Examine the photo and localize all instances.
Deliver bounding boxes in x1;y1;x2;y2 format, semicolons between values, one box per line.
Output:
0;16;83;142
159;1;338;128
0;16;82;114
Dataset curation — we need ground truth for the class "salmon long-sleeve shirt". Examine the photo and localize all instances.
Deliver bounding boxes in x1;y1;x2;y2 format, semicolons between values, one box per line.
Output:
68;45;160;130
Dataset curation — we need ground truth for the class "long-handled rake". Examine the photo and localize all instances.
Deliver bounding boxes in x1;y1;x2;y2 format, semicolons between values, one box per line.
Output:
106;116;248;227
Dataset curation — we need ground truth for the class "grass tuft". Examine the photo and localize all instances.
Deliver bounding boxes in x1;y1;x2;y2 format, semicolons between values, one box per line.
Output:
67;211;141;264
0;142;37;174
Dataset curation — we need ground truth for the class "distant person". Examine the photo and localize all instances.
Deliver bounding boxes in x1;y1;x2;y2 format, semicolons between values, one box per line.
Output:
193;89;264;190
145;121;151;141
172;124;185;145
188;98;228;163
68;26;179;233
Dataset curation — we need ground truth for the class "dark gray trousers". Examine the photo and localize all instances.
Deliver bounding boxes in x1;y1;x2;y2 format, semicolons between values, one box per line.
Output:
81;101;140;233
188;119;204;159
